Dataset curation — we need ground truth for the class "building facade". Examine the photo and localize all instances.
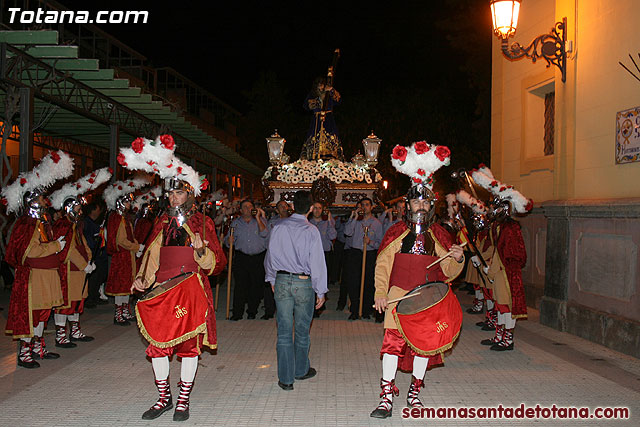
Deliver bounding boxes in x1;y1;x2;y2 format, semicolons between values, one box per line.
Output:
491;0;640;356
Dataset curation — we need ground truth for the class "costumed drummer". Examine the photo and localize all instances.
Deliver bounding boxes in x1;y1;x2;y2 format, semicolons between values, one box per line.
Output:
2;151;74;368
50;168;112;348
371;141;465;419
122;135;226;422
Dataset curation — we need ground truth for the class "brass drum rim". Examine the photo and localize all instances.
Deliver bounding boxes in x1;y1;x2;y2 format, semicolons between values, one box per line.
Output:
395;281;449;316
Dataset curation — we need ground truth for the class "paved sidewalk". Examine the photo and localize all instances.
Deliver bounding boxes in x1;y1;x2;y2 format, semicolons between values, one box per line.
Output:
0;284;638;426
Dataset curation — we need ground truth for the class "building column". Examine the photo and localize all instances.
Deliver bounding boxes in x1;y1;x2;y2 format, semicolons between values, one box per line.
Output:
18;87;34;173
109;124;119;182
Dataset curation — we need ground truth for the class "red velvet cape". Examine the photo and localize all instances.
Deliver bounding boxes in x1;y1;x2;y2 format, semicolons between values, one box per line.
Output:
106;213;137;295
4;216;50;338
493;220;527;317
143;212;227;348
134;217;154;246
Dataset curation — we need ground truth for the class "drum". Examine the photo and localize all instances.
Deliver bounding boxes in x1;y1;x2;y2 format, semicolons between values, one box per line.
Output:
392;282;462;356
136;273;209;348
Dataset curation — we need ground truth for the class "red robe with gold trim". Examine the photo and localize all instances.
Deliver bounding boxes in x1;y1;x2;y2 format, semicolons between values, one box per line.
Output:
106;213;139;296
139;212;226;349
491;219;527;317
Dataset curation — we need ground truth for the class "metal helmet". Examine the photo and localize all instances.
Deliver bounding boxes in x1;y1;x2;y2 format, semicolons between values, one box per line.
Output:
23;189;46;220
115;193;134;215
404;184;437;234
62;195;86;223
487;197;512;223
164;177;196;226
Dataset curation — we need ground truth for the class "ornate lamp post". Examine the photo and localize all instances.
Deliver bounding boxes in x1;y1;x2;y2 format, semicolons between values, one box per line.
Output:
362;131;382;167
266;130;286;166
490;0;568;82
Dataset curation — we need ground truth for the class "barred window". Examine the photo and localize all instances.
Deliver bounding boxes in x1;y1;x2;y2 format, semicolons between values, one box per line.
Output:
544;92;555;155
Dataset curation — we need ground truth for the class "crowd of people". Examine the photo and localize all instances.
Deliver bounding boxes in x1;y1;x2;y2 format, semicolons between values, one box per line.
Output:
0;135;532;421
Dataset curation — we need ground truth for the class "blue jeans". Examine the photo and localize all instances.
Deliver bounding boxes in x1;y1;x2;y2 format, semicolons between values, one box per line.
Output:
274;273;315;385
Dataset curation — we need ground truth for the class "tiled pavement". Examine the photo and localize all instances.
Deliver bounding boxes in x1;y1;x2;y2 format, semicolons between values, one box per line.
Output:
0;283;638;427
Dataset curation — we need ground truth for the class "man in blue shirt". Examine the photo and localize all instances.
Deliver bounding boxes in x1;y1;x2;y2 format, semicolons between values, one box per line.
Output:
344;197;383;321
379;200;406;234
265;191;327;391
225;200;269;320
268;200;292;230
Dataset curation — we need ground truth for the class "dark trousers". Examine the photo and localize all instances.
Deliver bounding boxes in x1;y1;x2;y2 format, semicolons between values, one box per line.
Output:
87;257;108;303
348;249;376;316
337;247;353;308
331;240;345;284
232;251;266;317
263;282;276;316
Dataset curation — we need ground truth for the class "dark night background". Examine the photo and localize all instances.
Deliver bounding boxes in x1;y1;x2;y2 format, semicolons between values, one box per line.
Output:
62;0;492;198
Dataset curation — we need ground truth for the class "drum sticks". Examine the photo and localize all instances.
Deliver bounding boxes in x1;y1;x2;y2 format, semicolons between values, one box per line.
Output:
371;291;421;308
425;241;467;270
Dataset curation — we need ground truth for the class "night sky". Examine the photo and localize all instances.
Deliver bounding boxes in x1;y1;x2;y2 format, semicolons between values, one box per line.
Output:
57;0;493;195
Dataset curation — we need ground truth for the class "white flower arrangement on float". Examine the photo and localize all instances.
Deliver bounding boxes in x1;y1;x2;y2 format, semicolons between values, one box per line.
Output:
264;159;382;185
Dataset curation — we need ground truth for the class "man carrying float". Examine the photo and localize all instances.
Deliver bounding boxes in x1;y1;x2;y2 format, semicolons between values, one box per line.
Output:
50;168;112;347
2;151;74;368
371;141;465;418
120;135;226;421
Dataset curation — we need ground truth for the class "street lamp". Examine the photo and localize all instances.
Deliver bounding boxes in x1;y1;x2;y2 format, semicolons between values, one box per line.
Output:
266;130;286;166
362;131;382;167
490;0;567;83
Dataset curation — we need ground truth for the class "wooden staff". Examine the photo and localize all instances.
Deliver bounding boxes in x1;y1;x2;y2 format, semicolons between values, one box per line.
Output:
358;225;370;317
425;241;467;270
225;226;235;320
372;291;422;309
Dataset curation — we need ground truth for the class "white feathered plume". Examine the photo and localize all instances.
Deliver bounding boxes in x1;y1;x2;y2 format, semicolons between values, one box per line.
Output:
456;189;488;215
133;185;163;211
118;134;209;197
1;150;74;214
103;175;151;211
445;193;459;220
50;167;112;210
471;166;533;214
390;141;451;190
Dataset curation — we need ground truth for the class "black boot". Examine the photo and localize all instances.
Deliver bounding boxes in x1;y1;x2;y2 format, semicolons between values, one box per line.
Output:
31;336;60;360
141;379;173;420
173;380;194;421
370;378;399;419
17;340;40;369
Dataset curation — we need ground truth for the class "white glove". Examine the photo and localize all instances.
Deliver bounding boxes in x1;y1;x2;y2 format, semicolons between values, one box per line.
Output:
136;244;145;258
56;236;66;252
482;265;489;275
471;255;480;268
84;262;96;274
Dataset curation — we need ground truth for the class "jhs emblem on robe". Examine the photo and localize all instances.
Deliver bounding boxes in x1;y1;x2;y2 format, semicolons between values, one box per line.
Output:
175;305;188;319
436;321;448;334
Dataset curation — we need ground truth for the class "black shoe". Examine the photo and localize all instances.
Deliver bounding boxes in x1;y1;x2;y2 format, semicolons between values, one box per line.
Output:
247;314;256;320
481;324;495;331
31;351;60;360
490;342;514;351
481;338;497;346
141;401;173;420
375;316;384;324
370;407;392;418
336;304;345;311
70;335;95;342
260;314;273;320
466;307;483;314
348;313;359;320
173;408;189;422
17;359;40;369
361;313;371;320
114;318;130;326
295;367;316;380
230;315;242;321
55;341;77;348
278;381;293;391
